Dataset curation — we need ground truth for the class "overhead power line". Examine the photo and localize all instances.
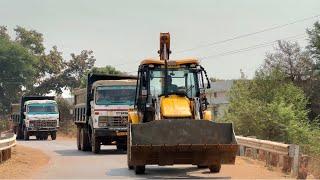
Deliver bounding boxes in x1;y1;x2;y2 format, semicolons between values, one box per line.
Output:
173;14;320;54
110;14;319;69
199;34;306;60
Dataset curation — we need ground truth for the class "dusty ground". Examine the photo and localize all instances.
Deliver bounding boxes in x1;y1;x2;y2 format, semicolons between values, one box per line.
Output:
1;136;314;179
0;144;49;179
16;138;291;179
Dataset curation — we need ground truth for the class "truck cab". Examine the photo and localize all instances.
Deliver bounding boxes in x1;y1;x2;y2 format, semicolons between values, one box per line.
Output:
91;80;135;130
74;73;137;153
17;96;59;140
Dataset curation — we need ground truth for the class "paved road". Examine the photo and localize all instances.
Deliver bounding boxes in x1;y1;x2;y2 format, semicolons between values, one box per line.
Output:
18;138;287;179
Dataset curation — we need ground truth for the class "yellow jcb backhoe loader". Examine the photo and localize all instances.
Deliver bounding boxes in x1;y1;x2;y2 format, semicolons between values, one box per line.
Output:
127;33;238;174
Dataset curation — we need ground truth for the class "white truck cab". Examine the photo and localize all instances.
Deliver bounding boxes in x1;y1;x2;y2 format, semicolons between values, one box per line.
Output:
74;73;137;153
17;96;59;140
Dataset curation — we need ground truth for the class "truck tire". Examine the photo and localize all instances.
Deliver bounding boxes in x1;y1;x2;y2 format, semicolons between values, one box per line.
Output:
80;127;90;151
17;127;23;139
44;134;49;140
51;132;56;140
23;127;29;141
135;165;145;174
116;143;126;151
91;133;100;153
209;164;221;173
117;138;127;151
77;127;81;150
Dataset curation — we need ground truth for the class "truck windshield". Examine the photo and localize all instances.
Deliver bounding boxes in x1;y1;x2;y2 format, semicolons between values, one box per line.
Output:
96;85;136;105
27;103;58;114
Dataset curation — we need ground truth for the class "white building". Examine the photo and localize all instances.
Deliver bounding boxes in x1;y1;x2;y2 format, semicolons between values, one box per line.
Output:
206;80;234;120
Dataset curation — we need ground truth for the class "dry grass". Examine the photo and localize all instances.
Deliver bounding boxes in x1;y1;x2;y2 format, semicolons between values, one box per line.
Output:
0;120;11;134
309;157;320;178
58;120;77;138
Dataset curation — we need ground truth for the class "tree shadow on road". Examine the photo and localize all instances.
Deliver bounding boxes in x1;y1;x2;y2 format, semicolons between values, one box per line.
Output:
54;149;126;156
107;166;231;179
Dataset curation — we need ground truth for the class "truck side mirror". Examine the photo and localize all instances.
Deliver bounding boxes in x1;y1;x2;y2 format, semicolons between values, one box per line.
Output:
207;82;211;89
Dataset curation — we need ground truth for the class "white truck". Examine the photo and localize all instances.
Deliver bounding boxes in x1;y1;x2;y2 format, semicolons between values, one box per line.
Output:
74;73;136;153
15;96;60;140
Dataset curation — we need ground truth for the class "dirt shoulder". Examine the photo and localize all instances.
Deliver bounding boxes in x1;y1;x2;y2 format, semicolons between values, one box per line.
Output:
0;144;49;179
57;132;76;140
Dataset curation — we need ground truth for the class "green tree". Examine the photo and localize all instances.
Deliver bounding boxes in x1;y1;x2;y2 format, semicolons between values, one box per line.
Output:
79;65;123;88
0;26;97;113
224;68;320;154
306;21;320;121
0;26;10;40
307;21;320;61
63;50;96;90
14;26;45;55
263;40;314;82
0;36;38;114
262;40;320;121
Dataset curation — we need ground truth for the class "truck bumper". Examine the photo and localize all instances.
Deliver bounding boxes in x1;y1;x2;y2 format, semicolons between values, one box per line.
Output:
94;128;127;137
27;127;58;132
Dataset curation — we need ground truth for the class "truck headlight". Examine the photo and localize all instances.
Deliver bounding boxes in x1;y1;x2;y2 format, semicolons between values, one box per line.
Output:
98;122;107;127
98;116;108;127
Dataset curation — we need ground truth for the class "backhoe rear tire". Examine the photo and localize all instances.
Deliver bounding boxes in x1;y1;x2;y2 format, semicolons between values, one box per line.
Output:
209;164;221;173
197;165;207;169
135;165;145;174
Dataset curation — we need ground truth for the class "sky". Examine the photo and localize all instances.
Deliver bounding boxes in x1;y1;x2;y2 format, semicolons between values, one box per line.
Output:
1;0;320;80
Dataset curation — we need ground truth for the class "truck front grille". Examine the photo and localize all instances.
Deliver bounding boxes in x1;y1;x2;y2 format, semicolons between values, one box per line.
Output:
99;116;127;128
30;120;57;128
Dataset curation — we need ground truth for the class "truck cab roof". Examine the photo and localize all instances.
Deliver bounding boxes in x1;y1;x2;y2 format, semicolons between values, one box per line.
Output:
92;79;136;89
24;100;57;105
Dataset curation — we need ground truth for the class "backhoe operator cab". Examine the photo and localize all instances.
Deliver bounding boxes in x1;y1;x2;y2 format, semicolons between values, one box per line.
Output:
134;59;212;122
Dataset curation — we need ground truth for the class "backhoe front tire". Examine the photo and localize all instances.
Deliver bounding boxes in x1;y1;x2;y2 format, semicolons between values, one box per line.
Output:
135;165;145;174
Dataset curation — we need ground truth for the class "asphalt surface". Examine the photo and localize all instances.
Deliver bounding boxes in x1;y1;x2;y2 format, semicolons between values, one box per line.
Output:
18;137;287;179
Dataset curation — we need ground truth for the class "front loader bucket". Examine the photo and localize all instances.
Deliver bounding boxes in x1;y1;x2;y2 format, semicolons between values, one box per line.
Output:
128;119;238;166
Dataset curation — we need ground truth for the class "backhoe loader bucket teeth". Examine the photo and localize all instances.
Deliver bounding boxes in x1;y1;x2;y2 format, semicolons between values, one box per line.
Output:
128;119;238;166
